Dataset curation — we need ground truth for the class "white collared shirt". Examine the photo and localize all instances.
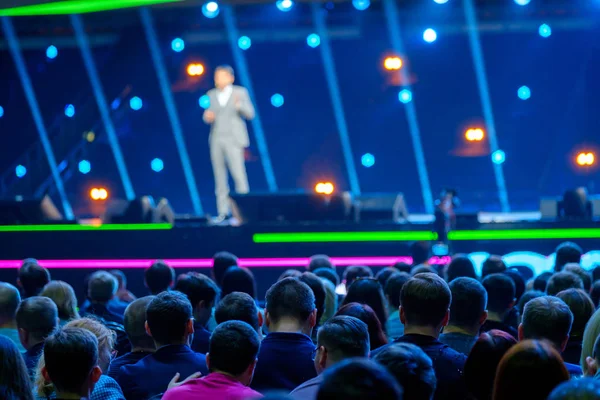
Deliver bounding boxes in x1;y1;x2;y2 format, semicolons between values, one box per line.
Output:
217;85;233;107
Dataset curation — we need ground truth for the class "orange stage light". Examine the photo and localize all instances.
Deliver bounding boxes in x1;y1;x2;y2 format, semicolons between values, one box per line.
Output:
186;63;205;77
90;187;109;201
384;56;403;71
576;152;595;167
315;182;335;195
465;128;485;142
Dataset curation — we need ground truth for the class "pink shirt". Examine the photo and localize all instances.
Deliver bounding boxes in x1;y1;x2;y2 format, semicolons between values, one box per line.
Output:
162;372;263;400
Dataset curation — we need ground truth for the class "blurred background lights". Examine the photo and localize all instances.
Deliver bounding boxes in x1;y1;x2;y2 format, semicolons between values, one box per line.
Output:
315;182;335;195
85;131;95;142
0;106;5;118
384;56;402;71
202;1;219;18
352;0;370;10
90;188;108;201
518;86;531;100
271;94;284;108
423;28;437;43
238;36;251;50
361;153;375;168
187;63;205;77
46;45;58;59
514;0;530;5
15;165;26;178
78;160;91;174
151;158;164;172
171;38;184;52
539;24;552;38
199;95;211;109
276;0;293;11
307;34;320;48
398;89;413;104
492;150;506;165
465;128;485;142
129;96;143;111
433;0;449;4
64;104;75;118
576;152;596;167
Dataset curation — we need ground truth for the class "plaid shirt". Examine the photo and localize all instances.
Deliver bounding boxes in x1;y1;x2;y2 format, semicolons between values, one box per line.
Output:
36;375;125;400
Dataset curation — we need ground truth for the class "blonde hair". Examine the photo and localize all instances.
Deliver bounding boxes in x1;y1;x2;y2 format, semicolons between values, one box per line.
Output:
35;317;116;396
320;278;338;325
581;308;600;375
41;280;80;321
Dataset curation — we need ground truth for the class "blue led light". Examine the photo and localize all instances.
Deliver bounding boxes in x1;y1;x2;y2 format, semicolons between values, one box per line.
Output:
271;94;284;108
78;160;91;174
15;165;27;178
199;95;211;109
514;0;530;5
64;104;75;118
518;86;531;100
151;158;164;172
238;36;251;50
46;45;58;59
202;2;220;18
307;33;321;48
276;0;293;12
0;106;4;118
361;153;375;168
352;0;370;10
130;96;143;111
398;89;413;104
423;28;437;43
171;38;185;52
539;24;552;38
492;150;506;165
433;0;449;4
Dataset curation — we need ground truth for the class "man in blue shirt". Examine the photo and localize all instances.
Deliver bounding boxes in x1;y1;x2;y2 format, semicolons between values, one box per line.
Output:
83;271;125;325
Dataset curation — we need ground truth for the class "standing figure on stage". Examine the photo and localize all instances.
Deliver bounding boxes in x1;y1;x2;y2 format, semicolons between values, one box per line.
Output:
203;65;255;222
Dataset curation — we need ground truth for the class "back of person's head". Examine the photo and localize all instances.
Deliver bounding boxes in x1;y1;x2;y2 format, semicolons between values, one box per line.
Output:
175;273;220;310
546;272;584;296
124;296;155;350
593;266;600;283
503;269;525;302
298;272;326;325
335;303;388;351
392;262;412;274
278;269;302;281
481;255;507;279
482;273;515;315
317;358;403;400
87;271;118;304
0;336;34;400
108;270;127;290
411;241;431;266
563;264;591;292
516;290;545;314
212;251;238;286
533;271;553;292
385;272;411;309
591;281;600;308
376;267;400;290
315;316;369;370
556;289;594;339
265;277;315;327
221;266;257;299
144;260;175;295
18;260;50;298
374;343;436;400
215;292;260;332
446;255;477;282
464;330;517;400
308;254;334;271
40;281;79;321
521;296;573;349
43;328;100;396
448;277;487;330
400;273;451;329
342;278;388;327
555;242;583;272
0;282;21;323
320;279;338;324
146;291;193;346
581;308;600;375
207;321;260;381
410;265;436;276
16;296;58;344
343;265;373;288
493;340;569;400
64;318;115;372
314;268;340;287
548;378;600;400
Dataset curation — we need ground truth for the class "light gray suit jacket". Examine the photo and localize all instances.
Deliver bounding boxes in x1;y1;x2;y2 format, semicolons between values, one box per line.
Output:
203;85;255;148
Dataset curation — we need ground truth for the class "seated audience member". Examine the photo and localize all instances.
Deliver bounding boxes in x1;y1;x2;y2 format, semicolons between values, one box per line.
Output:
374;343;437;400
533;271;553;292
251;278;317;392
316;358;403;400
16;297;58;379
445;255;477;283
548;378;600;400
84;271;124;325
384;273;411;339
162;321;262;400
341;278;388;329
411;265;437;276
503;269;525;302
439;277;487;355
144;260;175;295
308;254;334;272
313;268;339;288
0;336;34;400
42;328;102;400
546;272;584;296
563;263;592;292
392;262;412;275
319;279;338;325
554;241;583;272
516;290;544;316
291;316;369;400
556;289;595;365
117;292;208;400
371;273;467;400
590;281;600;308
298;272;326;337
0;282;25;352
343;265;373;289
40;281;80;325
519;296;582;376
336;303;388;351
279;269;302;280
18;260;51;299
376;267;400;290
594;266;600;283
411;241;432;267
481;274;518;339
481;255;507;279
108;296;156;380
215;292;263;335
582;335;600;379
492;340;569;400
175;273;220;354
582;308;600;376
221;266;257;299
212;251;238;287
464;330;517;400
109;270;137;304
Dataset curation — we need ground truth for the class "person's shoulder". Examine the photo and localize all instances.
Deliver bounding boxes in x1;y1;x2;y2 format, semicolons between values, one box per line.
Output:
291;375;322;393
93;375;124;400
234;85;249;94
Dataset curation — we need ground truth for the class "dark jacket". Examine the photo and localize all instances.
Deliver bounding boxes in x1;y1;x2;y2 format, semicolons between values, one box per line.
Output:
191;322;211;355
481;320;518;340
83;303;125;325
108;351;154;382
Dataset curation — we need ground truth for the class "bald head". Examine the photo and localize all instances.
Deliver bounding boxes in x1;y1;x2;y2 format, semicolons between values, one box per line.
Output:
0;283;21;324
124;296;156;350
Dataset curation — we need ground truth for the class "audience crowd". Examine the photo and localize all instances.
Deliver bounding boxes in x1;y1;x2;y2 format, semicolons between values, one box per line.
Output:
2;241;600;399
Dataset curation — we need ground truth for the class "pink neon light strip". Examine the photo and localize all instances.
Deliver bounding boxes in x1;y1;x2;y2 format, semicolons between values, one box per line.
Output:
0;256;451;269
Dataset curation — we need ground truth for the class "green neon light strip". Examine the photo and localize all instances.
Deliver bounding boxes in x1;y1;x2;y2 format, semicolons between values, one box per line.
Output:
0;0;181;17
0;223;172;232
253;231;438;243
448;228;600;241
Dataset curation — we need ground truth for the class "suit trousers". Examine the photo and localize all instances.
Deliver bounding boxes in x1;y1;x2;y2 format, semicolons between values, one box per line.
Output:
210;138;249;216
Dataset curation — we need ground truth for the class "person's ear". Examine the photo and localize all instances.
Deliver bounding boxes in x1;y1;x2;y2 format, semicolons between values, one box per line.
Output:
41;366;51;383
441;309;450;327
318;347;328;370
187;318;195;335
18;328;27;346
518;323;524;341
264;309;271;328
479;310;488;326
309;309;317;328
145;321;153;338
16;278;22;290
206;353;211;371
560;335;569;353
509;298;516;309
90;366;102;384
586;356;598;376
257;311;264;328
399;306;406;325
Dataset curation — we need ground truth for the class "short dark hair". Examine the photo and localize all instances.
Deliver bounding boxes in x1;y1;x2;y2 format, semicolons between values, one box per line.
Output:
278;269;302;281
448;278;487;329
308;254;334;271
411;265;437;276
516;290;545;314
299;272;326;325
522;296;573;348
87;271;118;303
342;278;388;327
374;343;437;400
314;268;340;287
44;327;98;394
385;272;411;309
392;262;412;274
317;359;403;400
548;378;600;400
411;241;431;266
343;266;373;287
563;264;591;292
376;267;400;289
221;266;257;299
212;252;238;286
400;273;451;328
215;292;259;332
175;273;220;309
317;316;369;362
446;255;477;282
503;269;525;302
555;242;583;272
0;283;21;321
335;303;388;351
481;256;507;279
18;261;50;298
208;321;259;376
265;278;315;324
124;296;155;349
146;291;192;345
108;270;127;289
482;273;515;314
546;272;583;296
16;296;58;342
145;260;175;295
215;65;235;76
556;289;595;338
533;271;553;292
